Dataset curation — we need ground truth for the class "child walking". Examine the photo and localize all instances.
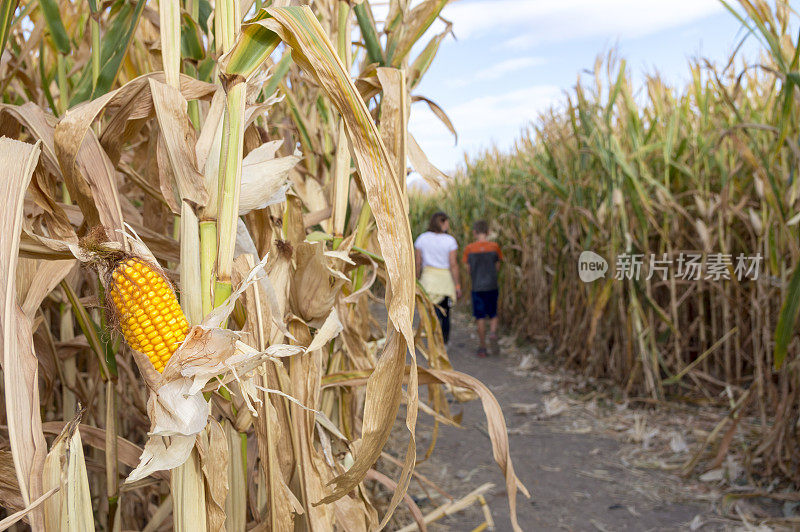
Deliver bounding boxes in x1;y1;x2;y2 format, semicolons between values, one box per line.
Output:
463;220;502;357
415;212;461;343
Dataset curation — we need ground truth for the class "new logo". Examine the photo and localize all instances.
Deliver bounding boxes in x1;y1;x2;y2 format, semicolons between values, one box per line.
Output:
578;251;608;282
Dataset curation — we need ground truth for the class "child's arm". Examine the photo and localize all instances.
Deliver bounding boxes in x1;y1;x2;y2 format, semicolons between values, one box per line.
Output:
414;249;422;278
449;250;461;299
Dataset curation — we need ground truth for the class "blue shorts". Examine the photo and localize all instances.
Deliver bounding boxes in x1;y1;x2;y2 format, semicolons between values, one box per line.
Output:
471;289;498;319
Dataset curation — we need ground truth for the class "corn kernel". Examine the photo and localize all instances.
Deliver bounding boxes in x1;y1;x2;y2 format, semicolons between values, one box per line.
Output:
110;258;189;373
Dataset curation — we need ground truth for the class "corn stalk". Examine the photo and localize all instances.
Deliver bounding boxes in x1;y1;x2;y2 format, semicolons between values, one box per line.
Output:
0;0;527;530
411;0;800;485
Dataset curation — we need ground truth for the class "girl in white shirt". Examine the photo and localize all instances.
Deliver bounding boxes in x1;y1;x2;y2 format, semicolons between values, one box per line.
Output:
414;211;461;343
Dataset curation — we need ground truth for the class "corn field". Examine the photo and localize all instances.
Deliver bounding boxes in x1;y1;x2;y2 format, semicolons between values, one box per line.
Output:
0;0;527;529
412;0;800;485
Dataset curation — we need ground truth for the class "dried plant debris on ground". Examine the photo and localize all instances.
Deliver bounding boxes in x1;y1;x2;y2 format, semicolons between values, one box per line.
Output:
510;353;799;529
384;311;799;531
409;1;800;496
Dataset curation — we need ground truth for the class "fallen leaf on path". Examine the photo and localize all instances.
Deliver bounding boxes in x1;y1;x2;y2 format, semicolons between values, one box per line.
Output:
689;514;704;530
511;403;538;415
543;396;567;417
590;518;612;531
516;354;534;372
700;468;724;482
670;432;689;453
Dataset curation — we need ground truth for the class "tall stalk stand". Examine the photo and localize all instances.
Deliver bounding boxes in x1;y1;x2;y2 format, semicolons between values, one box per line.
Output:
159;0;207;529
212;0;244;311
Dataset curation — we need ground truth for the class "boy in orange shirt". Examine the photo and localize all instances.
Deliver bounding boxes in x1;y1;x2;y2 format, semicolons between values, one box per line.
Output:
463;220;502;357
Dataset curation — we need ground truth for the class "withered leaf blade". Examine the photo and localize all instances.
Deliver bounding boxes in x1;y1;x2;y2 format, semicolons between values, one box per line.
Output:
258;9;419;519
149;78;209;210
0;137;47;529
42;411;94;532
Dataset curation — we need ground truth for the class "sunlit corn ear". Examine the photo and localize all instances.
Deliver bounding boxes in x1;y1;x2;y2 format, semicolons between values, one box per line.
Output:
0;0;540;527
71;230;341;483
109;258;190;373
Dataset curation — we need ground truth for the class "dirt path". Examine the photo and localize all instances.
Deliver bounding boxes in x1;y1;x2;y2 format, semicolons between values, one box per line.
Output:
402;312;720;531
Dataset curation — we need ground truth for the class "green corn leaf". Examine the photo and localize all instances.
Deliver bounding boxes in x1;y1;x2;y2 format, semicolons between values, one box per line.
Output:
387;0;448;67
529;160;568;200
181;12;204;61
69;0;146;105
283;86;314;158
0;0;18;58
220;9;280;79
262;51;292;98
353;2;383;66
61;281;115;380
93;317;118;378
198;0;212;33
408;25;448;89
336;0;350;62
774;261;800;370
39;0;71;54
198;56;216;81
38;39;58;113
315;94;330;124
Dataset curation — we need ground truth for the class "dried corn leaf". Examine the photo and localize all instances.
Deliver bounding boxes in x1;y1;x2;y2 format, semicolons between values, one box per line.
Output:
223;420;247;531
54;105;125;241
19;259;75;317
238;140;299;215
0;451;23;512
253;9;419;519
407;133;447;189
54;73;216;237
149;78;209;209
42;413;94;532
0;103;60;176
198;418;230;532
422;368;529;532
412;95;456;141
290;241;347;324
376;67;408;185
40;422;169;481
0;138;47;529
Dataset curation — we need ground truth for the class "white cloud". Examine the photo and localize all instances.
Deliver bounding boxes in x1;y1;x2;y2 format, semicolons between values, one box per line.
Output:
444;85;561;131
409;85;562;172
474;56;545;81
448;56;544;87
439;0;723;47
401;0;730;174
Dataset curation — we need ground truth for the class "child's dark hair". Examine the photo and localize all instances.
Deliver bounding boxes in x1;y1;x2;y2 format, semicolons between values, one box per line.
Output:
427;211;450;233
473;219;489;234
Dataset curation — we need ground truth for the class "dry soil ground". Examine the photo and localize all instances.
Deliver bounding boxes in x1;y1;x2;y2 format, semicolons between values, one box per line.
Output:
383;311;738;532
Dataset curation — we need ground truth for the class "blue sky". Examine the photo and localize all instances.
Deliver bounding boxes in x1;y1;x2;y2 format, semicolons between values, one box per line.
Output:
402;0;772;181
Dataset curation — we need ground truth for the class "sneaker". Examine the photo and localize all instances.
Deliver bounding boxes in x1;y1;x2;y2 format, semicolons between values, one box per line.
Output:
476;347;488;358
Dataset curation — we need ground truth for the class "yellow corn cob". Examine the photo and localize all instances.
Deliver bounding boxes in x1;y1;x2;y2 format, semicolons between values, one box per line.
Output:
109;258;190;373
